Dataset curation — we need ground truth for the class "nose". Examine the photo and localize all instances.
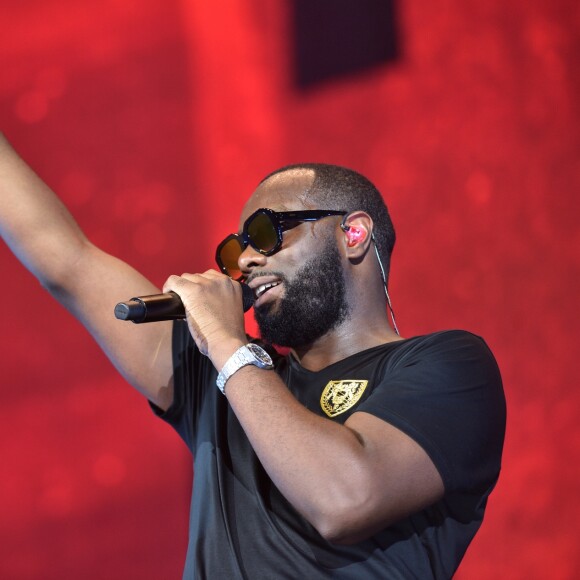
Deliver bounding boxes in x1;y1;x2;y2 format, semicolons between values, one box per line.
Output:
239;244;268;276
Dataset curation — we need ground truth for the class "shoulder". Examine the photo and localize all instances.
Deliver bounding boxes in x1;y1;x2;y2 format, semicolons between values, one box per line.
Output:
389;329;499;374
362;329;502;398
400;329;491;352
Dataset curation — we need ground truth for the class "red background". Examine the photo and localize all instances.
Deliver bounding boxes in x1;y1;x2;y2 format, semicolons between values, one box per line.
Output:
1;1;578;578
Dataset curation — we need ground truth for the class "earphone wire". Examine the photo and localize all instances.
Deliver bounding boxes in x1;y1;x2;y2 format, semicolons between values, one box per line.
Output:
371;234;400;336
341;216;400;336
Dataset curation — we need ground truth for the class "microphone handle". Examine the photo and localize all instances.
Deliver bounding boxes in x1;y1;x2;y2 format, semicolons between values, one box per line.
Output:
114;285;254;324
114;291;184;323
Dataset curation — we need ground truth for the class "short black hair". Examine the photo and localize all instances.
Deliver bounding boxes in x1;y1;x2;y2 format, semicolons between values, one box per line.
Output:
261;163;396;279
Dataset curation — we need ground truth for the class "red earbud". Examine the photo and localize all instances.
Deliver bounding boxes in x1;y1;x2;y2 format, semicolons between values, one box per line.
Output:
345;226;366;246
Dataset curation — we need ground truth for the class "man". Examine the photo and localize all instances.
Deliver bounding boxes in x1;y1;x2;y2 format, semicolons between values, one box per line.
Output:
0;134;506;578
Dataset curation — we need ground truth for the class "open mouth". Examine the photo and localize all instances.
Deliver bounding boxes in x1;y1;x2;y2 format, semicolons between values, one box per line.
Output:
248;275;284;303
255;281;281;300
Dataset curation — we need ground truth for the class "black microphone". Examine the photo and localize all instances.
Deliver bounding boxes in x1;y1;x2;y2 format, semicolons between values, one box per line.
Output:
114;284;255;323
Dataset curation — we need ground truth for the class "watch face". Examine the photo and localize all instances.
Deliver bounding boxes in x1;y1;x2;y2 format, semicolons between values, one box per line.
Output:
247;343;273;367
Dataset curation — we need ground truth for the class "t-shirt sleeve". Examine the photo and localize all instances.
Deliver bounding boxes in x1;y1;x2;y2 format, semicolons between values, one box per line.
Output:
149;320;217;450
357;330;506;493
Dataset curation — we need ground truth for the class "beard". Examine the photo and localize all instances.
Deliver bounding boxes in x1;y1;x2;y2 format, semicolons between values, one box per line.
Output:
254;238;350;348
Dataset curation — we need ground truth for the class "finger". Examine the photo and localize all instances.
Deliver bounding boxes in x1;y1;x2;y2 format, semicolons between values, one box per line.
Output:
185;270;242;298
162;274;179;294
162;272;239;302
162;273;200;294
200;268;225;279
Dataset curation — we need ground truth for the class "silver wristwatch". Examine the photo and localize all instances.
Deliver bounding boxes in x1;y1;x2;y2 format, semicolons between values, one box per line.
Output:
216;343;274;394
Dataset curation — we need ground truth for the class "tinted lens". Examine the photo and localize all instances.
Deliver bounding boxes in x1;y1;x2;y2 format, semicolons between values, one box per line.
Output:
247;211;279;253
218;236;244;280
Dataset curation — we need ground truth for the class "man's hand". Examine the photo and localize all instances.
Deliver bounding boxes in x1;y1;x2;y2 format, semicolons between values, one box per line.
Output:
163;270;248;368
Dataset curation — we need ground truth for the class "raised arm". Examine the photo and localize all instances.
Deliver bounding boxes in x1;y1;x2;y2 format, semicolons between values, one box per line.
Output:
0;133;174;409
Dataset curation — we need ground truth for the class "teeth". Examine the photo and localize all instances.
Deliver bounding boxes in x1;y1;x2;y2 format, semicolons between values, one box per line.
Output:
256;282;280;298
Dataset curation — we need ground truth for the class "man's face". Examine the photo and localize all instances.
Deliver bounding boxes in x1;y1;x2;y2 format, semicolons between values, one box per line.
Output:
253;234;349;347
239;170;350;347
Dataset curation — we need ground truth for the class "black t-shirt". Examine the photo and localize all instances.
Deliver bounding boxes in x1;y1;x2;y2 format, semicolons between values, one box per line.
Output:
152;322;506;579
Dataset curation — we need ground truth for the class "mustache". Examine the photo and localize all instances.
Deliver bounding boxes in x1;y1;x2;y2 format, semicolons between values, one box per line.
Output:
245;270;288;285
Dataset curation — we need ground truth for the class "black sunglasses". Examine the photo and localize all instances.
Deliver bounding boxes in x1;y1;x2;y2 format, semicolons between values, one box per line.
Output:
215;208;347;280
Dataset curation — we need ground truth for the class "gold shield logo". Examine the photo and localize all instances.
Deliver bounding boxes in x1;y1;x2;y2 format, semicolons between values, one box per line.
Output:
320;380;369;418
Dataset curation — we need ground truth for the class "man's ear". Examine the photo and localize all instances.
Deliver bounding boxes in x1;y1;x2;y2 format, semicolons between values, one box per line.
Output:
340;211;374;259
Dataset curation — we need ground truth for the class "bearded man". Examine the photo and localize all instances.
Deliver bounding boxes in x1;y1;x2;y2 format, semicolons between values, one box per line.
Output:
0;134;505;579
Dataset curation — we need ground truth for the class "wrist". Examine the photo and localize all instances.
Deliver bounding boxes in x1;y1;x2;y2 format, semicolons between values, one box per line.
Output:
208;337;246;372
216;343;274;395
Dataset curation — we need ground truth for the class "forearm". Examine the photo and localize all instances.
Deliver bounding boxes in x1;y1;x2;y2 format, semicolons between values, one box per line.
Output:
223;365;371;539
0;133;88;287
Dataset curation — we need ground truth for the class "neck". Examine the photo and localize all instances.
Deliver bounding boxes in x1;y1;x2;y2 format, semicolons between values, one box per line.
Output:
290;307;402;371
